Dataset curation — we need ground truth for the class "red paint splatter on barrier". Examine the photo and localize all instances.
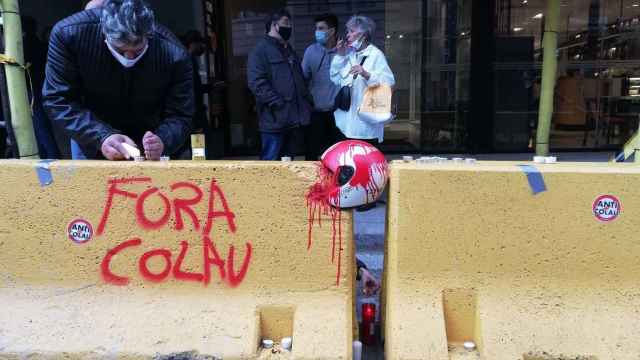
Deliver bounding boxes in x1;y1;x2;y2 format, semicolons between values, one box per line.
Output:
306;141;388;286
306;163;343;286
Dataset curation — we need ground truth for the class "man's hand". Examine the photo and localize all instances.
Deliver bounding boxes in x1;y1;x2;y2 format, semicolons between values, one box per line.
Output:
360;268;380;296
143;131;165;160
101;134;137;160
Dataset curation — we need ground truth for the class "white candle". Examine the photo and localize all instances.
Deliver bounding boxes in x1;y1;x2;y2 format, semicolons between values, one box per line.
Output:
281;337;292;351
353;340;362;360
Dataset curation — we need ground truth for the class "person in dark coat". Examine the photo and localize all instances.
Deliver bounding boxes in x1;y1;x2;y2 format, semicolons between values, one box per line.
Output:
42;0;194;160
247;8;312;160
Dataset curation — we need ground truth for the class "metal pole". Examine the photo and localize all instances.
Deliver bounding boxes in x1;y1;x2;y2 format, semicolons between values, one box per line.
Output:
0;0;39;159
535;0;560;156
635;115;640;163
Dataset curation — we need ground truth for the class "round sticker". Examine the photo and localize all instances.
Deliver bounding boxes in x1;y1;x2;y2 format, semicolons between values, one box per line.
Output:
67;219;94;244
592;195;622;222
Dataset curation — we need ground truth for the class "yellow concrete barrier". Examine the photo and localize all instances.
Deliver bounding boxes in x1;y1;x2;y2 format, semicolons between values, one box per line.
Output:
0;160;354;359
384;161;640;360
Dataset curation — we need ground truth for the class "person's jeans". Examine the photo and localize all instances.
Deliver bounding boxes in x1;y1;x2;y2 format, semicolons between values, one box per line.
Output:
260;127;303;160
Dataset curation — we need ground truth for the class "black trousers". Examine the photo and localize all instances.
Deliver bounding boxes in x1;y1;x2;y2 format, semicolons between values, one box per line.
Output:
334;130;380;147
304;111;343;161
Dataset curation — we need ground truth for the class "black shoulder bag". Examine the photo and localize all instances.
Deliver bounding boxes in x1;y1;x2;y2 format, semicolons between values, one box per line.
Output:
334;56;367;112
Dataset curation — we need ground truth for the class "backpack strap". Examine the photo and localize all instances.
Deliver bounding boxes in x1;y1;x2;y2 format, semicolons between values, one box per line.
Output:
316;50;327;73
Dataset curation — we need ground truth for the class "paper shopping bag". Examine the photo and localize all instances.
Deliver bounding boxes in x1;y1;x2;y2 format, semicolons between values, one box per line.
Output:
359;84;394;125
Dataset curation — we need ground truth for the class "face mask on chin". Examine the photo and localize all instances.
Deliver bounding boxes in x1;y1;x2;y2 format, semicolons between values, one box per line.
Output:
350;36;364;51
105;40;149;68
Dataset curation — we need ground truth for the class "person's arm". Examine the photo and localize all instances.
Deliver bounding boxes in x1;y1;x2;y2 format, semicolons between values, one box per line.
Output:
356;258;368;280
330;53;351;87
42;24;117;157
153;55;194;156
247;45;284;108
365;50;395;88
301;46;313;82
356;257;380;296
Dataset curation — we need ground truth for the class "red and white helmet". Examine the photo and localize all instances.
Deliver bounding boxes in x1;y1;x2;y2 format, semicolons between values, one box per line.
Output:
318;140;389;208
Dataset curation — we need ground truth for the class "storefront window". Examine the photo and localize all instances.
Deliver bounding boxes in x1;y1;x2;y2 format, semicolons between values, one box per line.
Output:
499;0;640;151
420;0;472;152
222;0;442;154
220;0;640;155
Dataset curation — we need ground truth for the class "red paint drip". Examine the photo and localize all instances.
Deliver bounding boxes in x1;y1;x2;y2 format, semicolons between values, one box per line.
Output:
350;152;388;205
306;141;389;287
306;164;343;286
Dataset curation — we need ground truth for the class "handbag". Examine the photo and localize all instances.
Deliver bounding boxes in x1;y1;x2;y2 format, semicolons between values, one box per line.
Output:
334;56;368;112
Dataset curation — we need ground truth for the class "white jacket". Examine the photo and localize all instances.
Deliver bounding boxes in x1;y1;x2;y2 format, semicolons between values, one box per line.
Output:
330;44;395;142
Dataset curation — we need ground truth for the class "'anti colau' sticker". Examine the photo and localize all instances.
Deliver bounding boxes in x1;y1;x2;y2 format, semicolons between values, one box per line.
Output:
67;219;93;244
592;195;621;222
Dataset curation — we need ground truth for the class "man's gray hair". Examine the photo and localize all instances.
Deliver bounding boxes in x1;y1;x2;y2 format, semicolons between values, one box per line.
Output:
101;0;155;46
346;15;376;40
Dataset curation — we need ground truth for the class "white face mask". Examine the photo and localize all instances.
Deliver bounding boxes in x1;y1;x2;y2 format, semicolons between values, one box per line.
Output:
105;40;149;68
350;35;365;52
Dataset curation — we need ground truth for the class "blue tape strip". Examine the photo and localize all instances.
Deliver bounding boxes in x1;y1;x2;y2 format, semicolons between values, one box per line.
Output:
518;164;547;195
36;160;56;187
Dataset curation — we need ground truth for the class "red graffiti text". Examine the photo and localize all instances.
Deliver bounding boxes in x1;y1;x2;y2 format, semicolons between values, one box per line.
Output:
96;177;252;288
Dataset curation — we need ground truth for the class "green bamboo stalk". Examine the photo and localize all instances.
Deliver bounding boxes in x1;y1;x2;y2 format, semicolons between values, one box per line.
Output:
535;0;560;157
1;0;39;159
635;117;640;163
610;116;640;162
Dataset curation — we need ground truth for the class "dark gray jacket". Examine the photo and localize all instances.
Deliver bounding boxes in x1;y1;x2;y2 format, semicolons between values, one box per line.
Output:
43;9;194;159
247;36;312;133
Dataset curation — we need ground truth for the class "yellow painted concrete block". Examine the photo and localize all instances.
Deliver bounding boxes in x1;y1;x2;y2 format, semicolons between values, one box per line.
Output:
385;161;640;360
0;161;354;359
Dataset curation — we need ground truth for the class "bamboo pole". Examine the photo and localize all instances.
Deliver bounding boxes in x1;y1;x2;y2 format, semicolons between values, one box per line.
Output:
0;0;39;159
535;0;560;157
